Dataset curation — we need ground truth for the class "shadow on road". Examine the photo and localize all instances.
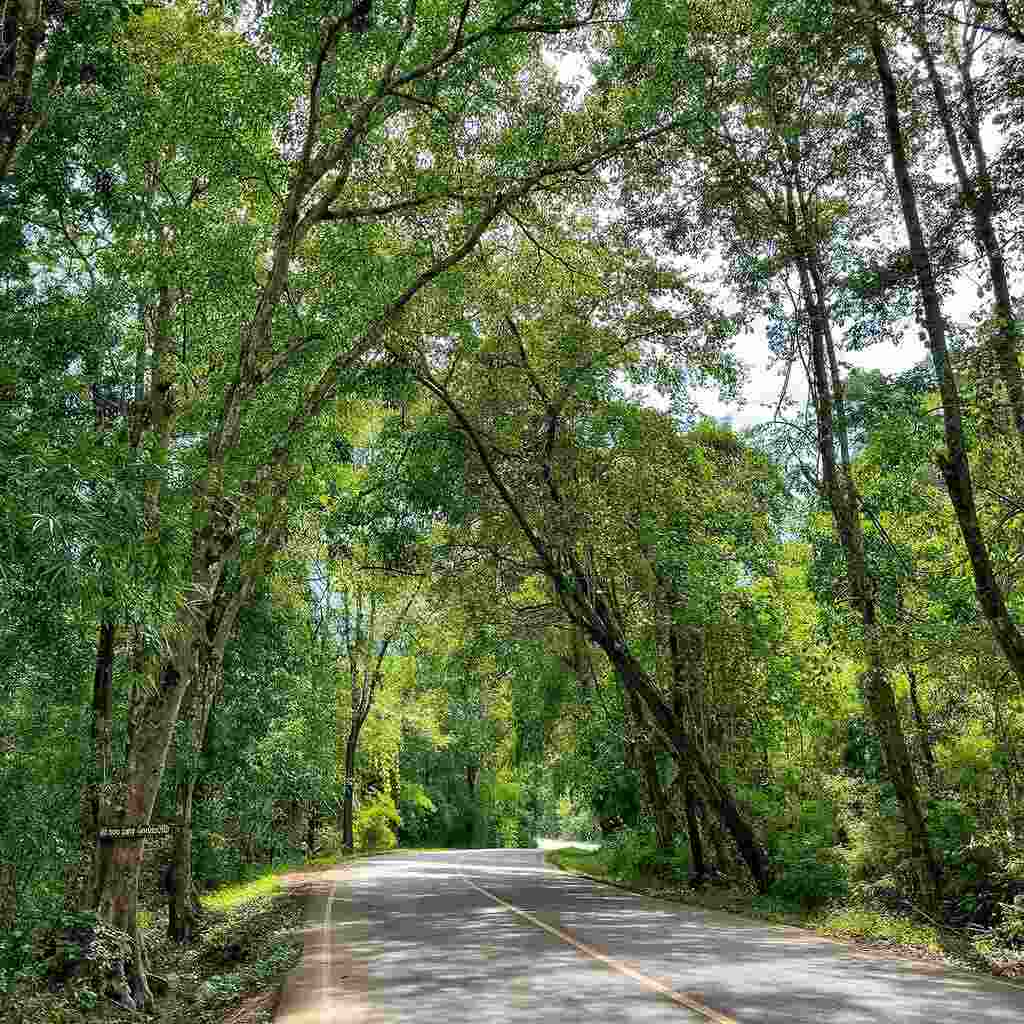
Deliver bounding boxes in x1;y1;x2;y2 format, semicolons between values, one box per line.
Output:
275;850;1024;1024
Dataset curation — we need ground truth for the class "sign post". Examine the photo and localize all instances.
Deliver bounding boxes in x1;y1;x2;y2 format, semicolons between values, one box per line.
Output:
98;825;172;841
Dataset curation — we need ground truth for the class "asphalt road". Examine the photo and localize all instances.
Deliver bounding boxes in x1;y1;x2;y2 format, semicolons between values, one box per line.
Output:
275;848;1024;1023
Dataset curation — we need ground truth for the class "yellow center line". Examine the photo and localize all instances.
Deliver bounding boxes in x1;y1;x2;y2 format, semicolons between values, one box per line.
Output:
461;872;739;1024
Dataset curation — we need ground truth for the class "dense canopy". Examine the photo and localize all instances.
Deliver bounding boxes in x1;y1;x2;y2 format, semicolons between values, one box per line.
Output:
2;0;1024;1014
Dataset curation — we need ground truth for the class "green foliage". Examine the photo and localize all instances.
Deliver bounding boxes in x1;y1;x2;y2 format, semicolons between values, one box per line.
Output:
745;792;850;909
396;782;440;847
602;830;691;884
814;907;942;952
496;816;522;849
354;793;401;852
765;848;849;910
992;899;1024;949
2;0;1024;1000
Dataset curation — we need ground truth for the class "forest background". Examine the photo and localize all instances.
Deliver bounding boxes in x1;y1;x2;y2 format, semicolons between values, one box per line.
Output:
2;0;1024;1016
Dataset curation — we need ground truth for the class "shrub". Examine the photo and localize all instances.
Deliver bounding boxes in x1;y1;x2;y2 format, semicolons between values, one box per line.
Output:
759;795;850;910
604;829;690;883
843;796;909;884
396;783;437;847
992;897;1024;948
354;792;401;852
817;907;942;951
193;829;245;889
767;848;849;909
315;826;345;857
497;816;521;849
557;802;599;842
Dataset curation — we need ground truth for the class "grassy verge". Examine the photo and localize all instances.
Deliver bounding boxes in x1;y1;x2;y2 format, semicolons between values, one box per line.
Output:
149;884;305;1024
194;842;430;915
0;852;363;1024
545;847;960;967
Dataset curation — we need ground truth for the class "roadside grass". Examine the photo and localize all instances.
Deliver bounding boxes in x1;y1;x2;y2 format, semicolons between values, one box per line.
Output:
1;849;390;1024
812;906;942;952
148;886;305;1024
196;842;425;914
200;870;291;913
545;847;949;962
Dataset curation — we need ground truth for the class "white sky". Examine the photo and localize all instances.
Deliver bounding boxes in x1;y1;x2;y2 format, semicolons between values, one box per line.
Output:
546;51;996;433
692;332;929;431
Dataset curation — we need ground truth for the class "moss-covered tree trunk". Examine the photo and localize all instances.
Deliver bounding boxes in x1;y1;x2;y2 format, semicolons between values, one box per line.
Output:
626;688;677;852
682;779;707;882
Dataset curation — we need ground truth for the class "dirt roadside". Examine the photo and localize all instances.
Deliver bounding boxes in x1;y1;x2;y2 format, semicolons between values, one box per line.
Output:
273;864;372;1024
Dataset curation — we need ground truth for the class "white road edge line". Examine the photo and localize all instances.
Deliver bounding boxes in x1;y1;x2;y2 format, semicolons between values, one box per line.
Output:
460;871;738;1024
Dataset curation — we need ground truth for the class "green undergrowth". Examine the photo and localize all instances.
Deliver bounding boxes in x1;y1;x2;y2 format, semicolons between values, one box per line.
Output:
197;843;417;914
0;859;320;1024
546;846;962;967
147;886;305;1024
0;846;438;1023
813;906;941;951
200;870;294;913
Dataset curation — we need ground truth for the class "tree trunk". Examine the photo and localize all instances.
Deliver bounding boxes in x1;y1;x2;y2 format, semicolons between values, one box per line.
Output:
627;689;676;852
913;2;1024;445
0;0;45;179
682;779;707;883
0;862;16;930
169;777;198;943
286;799;305;851
341;726;359;853
167;581;244;940
427;370;771;889
92;654;193;1008
863;0;1024;686
905;663;937;788
90;551;249;1001
95;835;149;1005
306;804;320;856
794;240;942;908
89;618;115;909
604;639;772;890
642;751;677;848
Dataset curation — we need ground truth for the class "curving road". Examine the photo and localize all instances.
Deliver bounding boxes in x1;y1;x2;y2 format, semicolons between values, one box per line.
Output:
275;848;1024;1023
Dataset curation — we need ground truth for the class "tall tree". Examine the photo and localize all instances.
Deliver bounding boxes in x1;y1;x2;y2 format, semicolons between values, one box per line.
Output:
856;0;1024;689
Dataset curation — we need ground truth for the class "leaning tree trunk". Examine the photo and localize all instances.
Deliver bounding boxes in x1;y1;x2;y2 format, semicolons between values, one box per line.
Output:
626;688;677;852
568;564;772;888
682;779;708;883
862;0;1024;686
602;635;772;891
427;375;772;890
913;0;1024;445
